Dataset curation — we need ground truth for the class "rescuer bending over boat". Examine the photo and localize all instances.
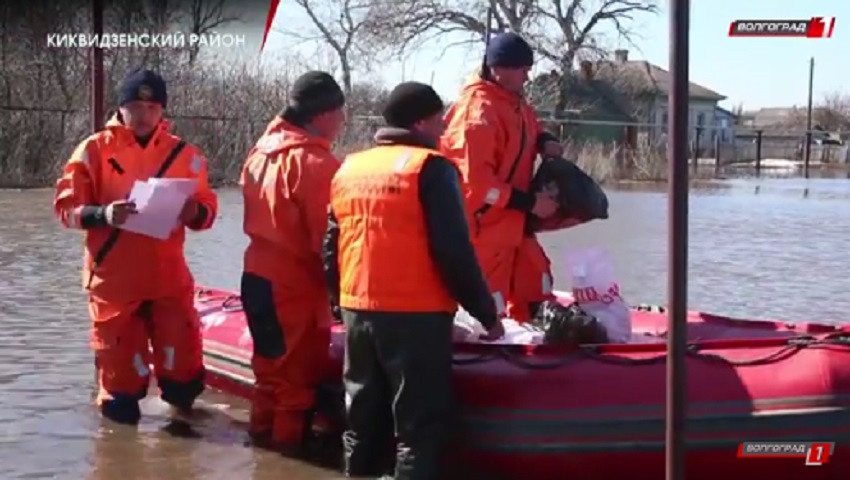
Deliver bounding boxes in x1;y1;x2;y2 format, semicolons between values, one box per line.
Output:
239;71;346;456
323;81;503;479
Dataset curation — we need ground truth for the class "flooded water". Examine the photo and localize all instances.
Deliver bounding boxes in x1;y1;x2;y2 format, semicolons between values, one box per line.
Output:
1;176;849;479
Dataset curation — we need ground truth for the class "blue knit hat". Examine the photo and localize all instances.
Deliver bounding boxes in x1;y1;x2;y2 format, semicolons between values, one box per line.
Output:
119;69;167;108
485;32;534;68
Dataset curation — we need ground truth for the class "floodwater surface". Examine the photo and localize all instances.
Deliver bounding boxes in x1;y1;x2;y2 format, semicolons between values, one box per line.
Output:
1;176;848;479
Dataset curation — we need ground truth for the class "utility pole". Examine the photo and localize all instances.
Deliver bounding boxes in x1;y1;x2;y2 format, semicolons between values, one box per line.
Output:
91;0;104;132
666;0;690;478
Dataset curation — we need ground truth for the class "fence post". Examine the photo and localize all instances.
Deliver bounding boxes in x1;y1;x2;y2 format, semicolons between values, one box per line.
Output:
692;126;701;173
755;130;762;176
714;134;721;175
804;130;812;178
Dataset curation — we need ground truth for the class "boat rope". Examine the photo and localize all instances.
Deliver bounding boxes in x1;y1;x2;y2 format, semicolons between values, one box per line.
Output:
451;334;850;369
194;290;850;369
221;294;243;311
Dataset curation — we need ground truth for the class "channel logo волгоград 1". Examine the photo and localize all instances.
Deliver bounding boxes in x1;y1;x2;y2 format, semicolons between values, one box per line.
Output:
729;17;835;38
737;441;835;466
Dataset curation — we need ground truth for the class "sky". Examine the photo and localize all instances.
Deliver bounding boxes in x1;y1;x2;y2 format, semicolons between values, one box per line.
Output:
258;0;847;110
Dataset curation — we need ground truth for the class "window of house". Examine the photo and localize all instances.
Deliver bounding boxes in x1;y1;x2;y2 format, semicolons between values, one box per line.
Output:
697;113;705;126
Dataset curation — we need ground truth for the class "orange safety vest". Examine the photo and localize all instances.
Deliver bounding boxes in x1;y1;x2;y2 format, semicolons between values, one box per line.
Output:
331;145;457;313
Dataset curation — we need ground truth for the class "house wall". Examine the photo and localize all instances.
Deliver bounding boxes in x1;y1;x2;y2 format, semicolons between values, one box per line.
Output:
643;98;730;150
714;109;736;143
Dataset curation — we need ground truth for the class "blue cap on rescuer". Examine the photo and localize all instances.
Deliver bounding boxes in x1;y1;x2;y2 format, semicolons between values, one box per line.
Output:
485;32;534;68
119;69;168;108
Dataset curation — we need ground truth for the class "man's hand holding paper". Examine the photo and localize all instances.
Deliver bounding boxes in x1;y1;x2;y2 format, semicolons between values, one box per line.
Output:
179;197;200;225
120;178;198;240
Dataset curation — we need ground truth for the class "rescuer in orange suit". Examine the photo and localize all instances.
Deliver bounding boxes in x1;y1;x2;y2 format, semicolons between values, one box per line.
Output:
240;71;346;455
441;32;564;323
324;82;503;479
53;69;218;425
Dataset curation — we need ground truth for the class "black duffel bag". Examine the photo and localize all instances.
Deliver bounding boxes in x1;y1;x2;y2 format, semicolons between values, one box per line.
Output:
527;156;609;233
531;300;610;345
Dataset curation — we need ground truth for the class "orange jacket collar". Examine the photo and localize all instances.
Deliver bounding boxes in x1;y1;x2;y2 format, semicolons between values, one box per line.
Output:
105;113;171;146
257;116;331;154
460;77;524;104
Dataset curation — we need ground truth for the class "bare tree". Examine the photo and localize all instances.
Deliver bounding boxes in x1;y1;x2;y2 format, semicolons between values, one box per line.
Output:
345;81;390;115
184;0;240;65
0;0;242;185
280;0;380;95
815;91;850;131
776;94;850;132
731;103;744;121
366;0;658;114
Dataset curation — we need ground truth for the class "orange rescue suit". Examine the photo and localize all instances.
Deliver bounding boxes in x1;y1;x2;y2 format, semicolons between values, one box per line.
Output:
331;145;457;314
441;78;554;321
53;116;217;422
240;117;338;446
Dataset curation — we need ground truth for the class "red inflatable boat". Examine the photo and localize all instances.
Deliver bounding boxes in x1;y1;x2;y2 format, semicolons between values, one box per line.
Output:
195;287;850;479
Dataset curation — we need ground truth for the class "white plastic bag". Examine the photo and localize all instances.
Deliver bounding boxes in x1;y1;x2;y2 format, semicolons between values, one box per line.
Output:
565;248;632;343
453;308;487;341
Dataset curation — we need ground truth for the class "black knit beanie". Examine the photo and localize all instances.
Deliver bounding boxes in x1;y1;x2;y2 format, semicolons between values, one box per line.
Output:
285;71;345;121
119;69;167;108
382;82;445;129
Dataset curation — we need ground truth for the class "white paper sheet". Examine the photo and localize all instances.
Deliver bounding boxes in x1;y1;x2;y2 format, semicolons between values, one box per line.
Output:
453;308;663;345
148;177;198;196
120;178;197;240
453;309;545;345
484;319;546;345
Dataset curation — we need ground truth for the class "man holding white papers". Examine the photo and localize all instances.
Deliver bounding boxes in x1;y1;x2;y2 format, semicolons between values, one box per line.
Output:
53;69;218;425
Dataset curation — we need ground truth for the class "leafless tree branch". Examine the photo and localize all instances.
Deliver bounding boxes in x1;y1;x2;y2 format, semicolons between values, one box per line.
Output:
185;0;240;65
815;92;850;131
364;0;658;114
277;0;383;95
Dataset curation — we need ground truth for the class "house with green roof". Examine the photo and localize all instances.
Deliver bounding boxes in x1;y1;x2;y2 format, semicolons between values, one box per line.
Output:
527;68;635;145
529;49;728;149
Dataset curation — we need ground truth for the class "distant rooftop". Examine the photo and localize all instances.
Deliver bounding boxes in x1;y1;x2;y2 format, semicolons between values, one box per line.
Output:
587;49;726;101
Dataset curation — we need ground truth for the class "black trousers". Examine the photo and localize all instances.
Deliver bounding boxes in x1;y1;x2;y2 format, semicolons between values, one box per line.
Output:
341;309;454;480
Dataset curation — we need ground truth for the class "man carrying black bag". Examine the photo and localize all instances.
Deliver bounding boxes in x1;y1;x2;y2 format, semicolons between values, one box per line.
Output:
527;156;609;233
